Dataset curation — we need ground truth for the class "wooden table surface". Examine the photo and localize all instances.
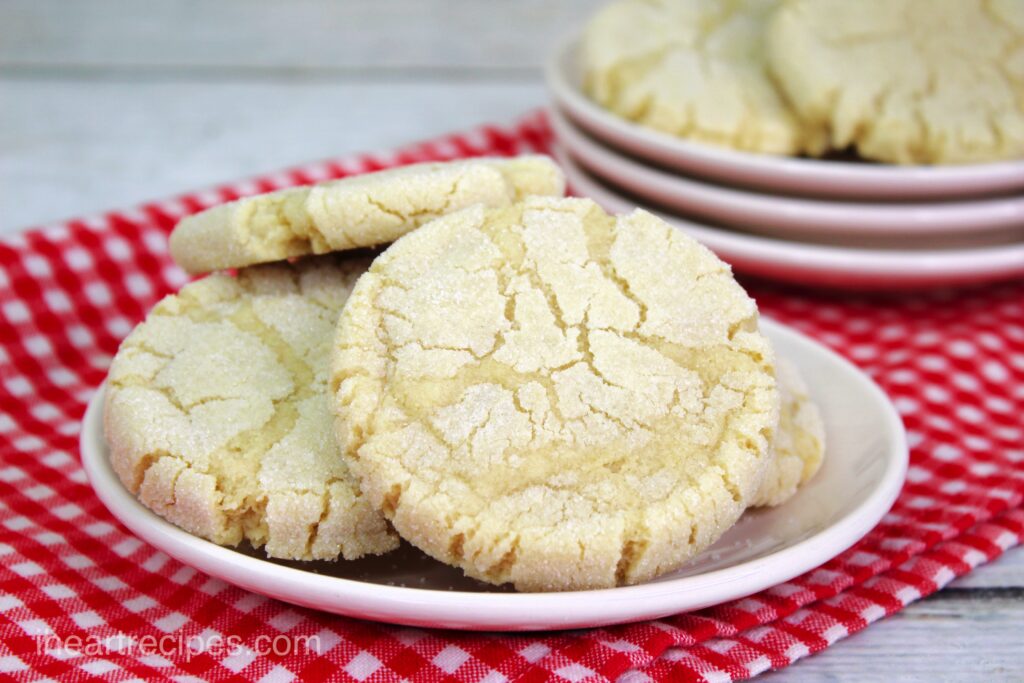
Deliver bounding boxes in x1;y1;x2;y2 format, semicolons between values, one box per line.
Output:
2;2;1020;679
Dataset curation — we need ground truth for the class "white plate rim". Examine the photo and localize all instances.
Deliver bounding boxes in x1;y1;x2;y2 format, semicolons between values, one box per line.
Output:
81;319;907;631
545;34;1024;200
550;108;1024;238
555;146;1024;289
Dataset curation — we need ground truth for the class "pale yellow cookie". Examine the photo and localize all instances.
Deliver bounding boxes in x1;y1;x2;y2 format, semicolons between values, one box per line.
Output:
105;255;398;561
331;197;779;591
169;155;566;274
582;0;810;154
751;358;825;507
768;0;1024;164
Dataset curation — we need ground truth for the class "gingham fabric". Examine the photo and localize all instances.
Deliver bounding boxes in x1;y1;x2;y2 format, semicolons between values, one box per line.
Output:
1;111;1022;682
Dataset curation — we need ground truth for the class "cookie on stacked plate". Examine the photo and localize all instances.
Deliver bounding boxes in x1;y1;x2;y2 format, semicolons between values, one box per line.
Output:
547;0;1024;291
581;0;1024;164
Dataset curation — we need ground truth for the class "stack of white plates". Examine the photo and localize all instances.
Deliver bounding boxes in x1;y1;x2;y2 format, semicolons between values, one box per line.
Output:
545;37;1024;290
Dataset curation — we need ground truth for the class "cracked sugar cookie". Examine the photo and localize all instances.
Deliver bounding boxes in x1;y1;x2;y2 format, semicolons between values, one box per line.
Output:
768;0;1024;164
752;358;825;507
170;155;566;274
581;0;808;154
331;197;779;591
105;254;398;561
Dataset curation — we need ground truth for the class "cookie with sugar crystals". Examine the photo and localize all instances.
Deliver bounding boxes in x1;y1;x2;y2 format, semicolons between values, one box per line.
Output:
581;0;811;154
170;155;566;274
331;196;779;591
752;358;825;507
105;254;398;561
767;0;1024;164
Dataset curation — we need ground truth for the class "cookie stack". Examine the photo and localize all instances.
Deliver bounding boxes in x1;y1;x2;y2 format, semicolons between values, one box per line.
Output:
105;156;824;592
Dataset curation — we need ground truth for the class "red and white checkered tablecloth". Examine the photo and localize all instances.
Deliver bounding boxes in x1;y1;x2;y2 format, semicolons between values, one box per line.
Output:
0;110;1022;682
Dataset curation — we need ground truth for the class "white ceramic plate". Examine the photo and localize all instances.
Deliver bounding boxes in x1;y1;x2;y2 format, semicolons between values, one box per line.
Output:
546;35;1024;201
556;147;1024;290
552;109;1024;244
82;319;907;631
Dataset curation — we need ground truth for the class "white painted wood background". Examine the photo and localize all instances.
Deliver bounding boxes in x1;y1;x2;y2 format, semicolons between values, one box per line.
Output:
1;1;1020;679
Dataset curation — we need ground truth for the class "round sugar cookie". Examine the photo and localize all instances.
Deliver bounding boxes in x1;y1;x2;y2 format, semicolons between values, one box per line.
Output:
751;358;825;507
105;254;398;561
581;0;809;154
331;197;779;591
768;0;1024;164
169;155;566;274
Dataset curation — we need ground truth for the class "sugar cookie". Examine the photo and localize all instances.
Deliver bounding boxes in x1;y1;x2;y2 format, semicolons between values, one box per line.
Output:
768;0;1024;164
582;0;809;154
752;358;825;507
331;197;778;591
105;255;398;561
169;155;565;274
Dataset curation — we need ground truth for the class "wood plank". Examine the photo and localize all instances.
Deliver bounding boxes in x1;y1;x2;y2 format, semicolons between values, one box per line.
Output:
2;0;603;73
760;587;1024;681
0;78;546;234
952;546;1024;589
